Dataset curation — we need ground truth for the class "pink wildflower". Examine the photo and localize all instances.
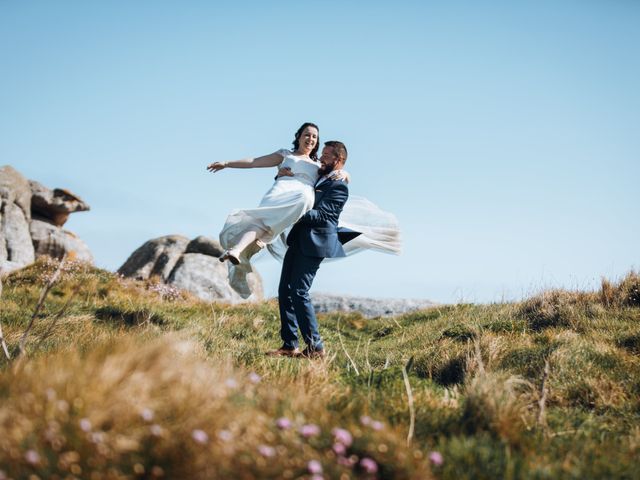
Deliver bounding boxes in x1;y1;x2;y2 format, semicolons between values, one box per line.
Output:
307;459;323;474
248;372;262;384
191;429;209;444
276;417;292;430
150;424;163;436
217;429;232;442
24;450;40;465
371;420;384;431
360;457;379;474
299;424;321;438
79;418;92;432
225;378;238;389
428;451;444;466
333;443;347;456
0;469;7;480
360;415;372;426
258;444;276;458
332;427;353;447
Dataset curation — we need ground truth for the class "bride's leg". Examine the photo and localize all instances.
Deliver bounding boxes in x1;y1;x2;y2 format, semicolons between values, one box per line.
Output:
231;229;259;254
221;228;265;264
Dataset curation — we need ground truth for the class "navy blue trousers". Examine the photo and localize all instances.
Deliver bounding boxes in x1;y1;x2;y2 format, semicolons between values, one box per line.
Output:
278;245;324;351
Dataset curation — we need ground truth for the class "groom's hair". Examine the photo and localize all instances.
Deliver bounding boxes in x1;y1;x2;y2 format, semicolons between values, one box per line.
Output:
324;141;348;164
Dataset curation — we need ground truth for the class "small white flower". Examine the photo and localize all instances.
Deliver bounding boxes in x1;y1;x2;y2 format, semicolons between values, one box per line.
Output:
45;388;57;401
140;408;154;422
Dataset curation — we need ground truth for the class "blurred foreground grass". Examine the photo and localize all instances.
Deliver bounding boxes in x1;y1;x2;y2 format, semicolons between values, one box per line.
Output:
0;259;639;479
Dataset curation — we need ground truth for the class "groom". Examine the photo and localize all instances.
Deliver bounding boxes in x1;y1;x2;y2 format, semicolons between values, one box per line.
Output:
268;141;360;359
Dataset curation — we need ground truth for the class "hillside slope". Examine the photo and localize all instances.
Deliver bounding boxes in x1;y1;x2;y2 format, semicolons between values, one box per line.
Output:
0;259;639;479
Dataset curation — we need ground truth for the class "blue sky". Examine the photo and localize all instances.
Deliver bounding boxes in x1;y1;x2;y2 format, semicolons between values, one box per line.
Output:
2;0;638;303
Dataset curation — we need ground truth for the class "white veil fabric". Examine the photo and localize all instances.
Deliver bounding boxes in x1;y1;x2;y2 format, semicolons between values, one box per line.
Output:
266;195;401;262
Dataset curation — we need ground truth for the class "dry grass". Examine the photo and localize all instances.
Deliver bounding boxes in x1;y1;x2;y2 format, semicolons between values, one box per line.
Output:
460;371;535;445
0;334;431;479
1;259;639;479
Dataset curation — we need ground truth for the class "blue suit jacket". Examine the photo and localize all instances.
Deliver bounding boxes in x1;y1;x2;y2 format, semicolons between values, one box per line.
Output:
287;179;361;258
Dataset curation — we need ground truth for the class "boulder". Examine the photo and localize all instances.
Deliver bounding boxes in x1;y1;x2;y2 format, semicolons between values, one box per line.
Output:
1;165;92;274
30;219;94;263
118;235;190;281
119;235;264;302
0;166;35;273
0;166;31;216
167;253;263;303
185;235;224;257
29;180;90;227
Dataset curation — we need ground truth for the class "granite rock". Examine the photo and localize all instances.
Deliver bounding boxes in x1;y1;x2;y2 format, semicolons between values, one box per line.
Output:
30;180;90;227
0;166;35;273
167;253;263;303
185;235;224;257
119;235;263;302
118;235;190;281
30;219;94;263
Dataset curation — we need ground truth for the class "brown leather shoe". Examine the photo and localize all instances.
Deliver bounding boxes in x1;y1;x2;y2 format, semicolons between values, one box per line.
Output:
298;347;325;359
266;346;300;357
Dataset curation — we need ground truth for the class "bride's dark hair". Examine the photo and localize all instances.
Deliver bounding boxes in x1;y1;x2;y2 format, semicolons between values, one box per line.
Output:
292;122;320;160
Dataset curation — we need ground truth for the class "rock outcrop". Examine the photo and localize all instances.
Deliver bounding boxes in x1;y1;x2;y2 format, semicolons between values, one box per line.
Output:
0;166;92;274
30;219;93;263
311;293;437;318
118;235;190;282
118;235;263;303
30;180;90;227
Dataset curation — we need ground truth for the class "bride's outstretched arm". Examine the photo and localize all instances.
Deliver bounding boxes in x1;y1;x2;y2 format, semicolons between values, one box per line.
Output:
207;152;283;173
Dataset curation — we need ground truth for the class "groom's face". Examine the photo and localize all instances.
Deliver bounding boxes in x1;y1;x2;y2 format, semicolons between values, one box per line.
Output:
319;146;339;174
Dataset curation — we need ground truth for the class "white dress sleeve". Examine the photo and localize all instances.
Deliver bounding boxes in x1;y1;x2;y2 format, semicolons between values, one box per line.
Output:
275;148;290;168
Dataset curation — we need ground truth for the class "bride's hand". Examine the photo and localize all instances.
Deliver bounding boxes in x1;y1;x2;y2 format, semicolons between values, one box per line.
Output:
334;170;351;184
276;167;294;178
207;162;227;173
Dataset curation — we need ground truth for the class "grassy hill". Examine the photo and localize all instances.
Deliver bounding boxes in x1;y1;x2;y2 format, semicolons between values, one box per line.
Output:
0;258;639;479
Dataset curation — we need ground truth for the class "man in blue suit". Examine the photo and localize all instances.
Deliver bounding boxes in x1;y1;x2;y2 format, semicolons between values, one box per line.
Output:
268;141;360;359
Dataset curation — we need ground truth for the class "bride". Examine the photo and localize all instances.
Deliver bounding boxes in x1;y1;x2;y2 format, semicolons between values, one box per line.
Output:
207;122;400;298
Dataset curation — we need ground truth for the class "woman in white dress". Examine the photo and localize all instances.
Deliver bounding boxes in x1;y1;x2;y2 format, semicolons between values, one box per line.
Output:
207;122;401;298
207;123;327;296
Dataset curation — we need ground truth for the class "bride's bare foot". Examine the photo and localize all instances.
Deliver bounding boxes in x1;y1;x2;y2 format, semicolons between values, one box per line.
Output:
219;250;240;265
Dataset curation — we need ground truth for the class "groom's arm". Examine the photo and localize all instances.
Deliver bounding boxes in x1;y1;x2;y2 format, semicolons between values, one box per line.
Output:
298;183;349;226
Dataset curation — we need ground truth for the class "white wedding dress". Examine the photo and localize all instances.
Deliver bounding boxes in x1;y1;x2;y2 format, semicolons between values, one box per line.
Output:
219;148;401;298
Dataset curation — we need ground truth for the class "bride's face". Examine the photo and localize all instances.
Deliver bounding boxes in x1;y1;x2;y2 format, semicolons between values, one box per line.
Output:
297;126;318;155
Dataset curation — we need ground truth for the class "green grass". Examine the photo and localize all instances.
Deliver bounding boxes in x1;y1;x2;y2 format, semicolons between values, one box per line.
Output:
0;259;639;479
